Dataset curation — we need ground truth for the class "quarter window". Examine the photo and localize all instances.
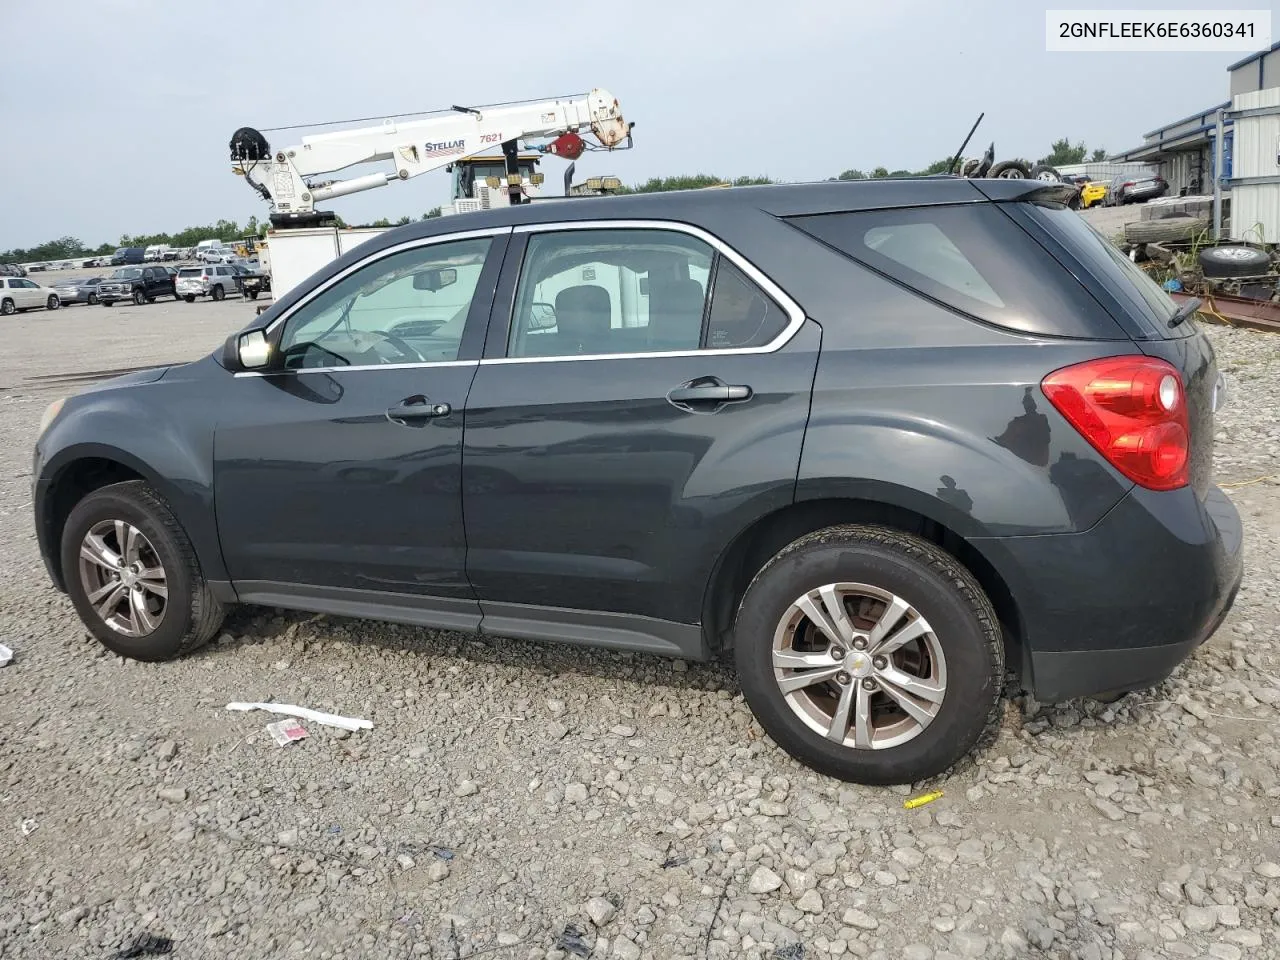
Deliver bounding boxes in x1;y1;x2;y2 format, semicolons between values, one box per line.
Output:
706;260;788;349
787;205;1122;339
279;237;491;369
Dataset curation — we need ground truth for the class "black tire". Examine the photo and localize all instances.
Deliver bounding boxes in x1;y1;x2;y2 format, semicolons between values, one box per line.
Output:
989;160;1031;180
734;525;1003;785
245;289;258;300
47;295;60;311
103;301;114;307
60;480;225;661
0;298;13;316
1029;163;1062;182
212;285;225;302
1199;245;1271;278
1124;216;1209;243
184;295;195;303
132;289;145;306
87;293;98;305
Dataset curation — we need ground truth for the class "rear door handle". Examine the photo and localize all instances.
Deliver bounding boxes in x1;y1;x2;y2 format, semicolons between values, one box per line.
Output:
386;395;451;426
666;378;753;413
667;384;751;403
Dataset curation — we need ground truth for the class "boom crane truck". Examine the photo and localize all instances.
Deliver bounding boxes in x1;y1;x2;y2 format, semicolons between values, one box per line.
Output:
229;89;632;299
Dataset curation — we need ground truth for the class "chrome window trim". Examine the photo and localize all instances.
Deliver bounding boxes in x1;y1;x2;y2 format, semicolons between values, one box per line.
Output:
233;359;478;379
485;219;806;365
263;226;512;337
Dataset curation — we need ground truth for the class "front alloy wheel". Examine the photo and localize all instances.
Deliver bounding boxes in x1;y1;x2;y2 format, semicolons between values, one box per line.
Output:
772;583;946;749
78;519;168;636
61;480;224;660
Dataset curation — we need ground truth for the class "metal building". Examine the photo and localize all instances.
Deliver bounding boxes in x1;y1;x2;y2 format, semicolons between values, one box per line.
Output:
1226;44;1280;242
1110;102;1229;196
1109;41;1280;241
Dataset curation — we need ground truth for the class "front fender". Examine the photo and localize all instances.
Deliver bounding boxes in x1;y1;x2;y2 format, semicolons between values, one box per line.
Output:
37;381;225;583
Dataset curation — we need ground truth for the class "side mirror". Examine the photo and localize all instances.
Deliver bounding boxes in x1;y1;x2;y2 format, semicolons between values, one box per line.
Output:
224;329;272;371
529;302;556;330
412;267;457;292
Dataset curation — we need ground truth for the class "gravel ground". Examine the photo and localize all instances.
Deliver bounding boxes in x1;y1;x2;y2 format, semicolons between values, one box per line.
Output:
2;297;1279;960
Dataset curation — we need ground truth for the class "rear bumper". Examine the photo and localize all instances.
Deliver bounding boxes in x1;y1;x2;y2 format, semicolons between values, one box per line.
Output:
980;483;1243;702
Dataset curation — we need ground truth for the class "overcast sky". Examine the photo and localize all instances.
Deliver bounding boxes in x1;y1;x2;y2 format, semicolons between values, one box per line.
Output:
0;0;1269;249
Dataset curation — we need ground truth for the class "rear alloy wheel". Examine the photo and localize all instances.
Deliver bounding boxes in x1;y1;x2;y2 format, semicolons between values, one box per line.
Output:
1;298;13;316
87;292;98;305
46;295;60;310
133;289;145;306
212;285;225;302
735;525;1003;784
61;480;224;660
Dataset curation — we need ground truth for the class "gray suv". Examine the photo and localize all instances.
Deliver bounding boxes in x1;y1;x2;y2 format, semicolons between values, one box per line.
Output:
31;178;1242;784
176;264;239;302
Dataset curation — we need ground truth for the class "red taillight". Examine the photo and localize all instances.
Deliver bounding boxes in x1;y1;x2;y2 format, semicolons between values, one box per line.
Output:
1041;357;1190;491
1123;181;1135;188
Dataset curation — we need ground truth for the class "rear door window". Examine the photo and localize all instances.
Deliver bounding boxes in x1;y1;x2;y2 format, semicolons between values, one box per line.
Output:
785;205;1125;339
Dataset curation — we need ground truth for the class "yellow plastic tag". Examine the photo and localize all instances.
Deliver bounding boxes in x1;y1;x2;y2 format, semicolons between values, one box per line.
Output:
903;790;944;809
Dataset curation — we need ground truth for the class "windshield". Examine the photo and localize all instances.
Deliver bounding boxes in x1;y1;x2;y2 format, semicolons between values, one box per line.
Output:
111;268;143;280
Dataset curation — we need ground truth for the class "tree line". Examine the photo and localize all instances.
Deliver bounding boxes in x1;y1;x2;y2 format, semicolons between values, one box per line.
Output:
0;210;444;266
2;138;1107;264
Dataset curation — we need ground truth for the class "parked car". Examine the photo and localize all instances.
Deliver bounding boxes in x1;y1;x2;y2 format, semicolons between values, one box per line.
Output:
96;266;179;306
175;264;239;301
1104;174;1169;206
30;178;1242;785
1080;181;1110;209
0;263;27;278
52;276;106;305
238;264;272;301
111;247;146;266
1;276;60;313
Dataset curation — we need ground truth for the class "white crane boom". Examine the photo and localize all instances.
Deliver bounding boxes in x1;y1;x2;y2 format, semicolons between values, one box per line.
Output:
230;89;630;227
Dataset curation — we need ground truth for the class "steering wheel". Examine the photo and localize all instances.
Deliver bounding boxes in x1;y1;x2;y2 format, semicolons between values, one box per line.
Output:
361;330;425;364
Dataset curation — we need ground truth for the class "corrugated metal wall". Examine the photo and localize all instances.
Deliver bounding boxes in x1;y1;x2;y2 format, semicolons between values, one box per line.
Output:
1231;88;1280;243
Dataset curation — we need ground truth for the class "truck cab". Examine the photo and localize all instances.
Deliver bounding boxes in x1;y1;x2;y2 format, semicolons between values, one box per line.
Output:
445;154;545;215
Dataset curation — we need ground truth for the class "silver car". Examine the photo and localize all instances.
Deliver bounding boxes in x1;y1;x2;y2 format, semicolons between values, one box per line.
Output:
176;265;239;302
52;276;106;305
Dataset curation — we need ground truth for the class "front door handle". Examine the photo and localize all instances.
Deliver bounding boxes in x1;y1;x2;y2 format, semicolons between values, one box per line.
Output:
666;378;753;413
386;395;451;426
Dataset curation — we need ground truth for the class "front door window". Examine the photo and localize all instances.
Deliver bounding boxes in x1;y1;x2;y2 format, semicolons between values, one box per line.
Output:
280;238;492;368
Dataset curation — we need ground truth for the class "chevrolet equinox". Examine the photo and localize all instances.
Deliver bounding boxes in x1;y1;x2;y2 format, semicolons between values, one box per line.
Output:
33;178;1243;784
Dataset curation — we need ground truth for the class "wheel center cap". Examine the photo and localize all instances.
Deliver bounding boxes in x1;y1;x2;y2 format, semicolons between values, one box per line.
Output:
847;651;874;678
121;570;138;588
